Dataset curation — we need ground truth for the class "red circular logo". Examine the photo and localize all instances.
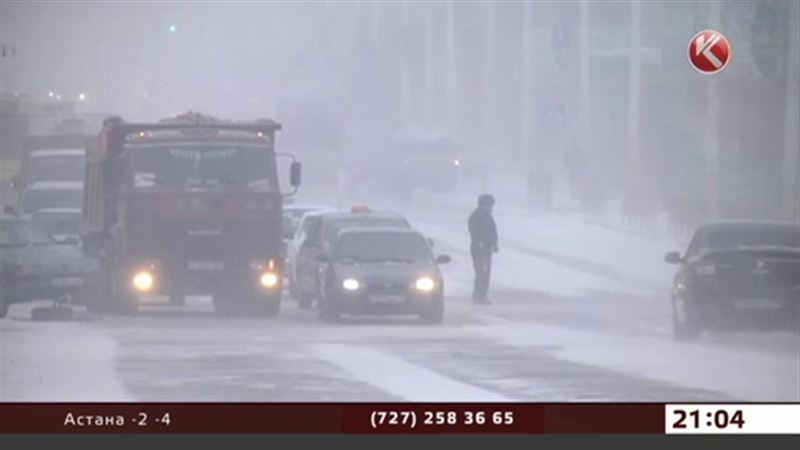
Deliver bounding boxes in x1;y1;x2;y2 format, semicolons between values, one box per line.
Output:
688;29;732;74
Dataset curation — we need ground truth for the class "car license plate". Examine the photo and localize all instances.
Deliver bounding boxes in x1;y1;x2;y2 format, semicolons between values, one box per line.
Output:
734;298;783;310
51;277;83;287
187;261;224;271
371;294;406;304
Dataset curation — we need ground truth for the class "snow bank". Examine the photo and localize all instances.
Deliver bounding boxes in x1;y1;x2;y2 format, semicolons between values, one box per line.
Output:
0;317;131;401
471;317;800;401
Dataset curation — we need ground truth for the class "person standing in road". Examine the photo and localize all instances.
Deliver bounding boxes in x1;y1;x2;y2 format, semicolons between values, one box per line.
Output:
469;194;498;304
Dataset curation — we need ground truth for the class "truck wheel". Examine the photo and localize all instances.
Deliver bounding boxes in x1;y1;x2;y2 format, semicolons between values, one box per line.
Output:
255;295;281;317
85;284;109;314
298;292;314;309
213;298;235;316
113;293;139;315
85;267;114;314
672;294;700;340
169;290;186;306
291;276;313;309
297;277;316;309
111;272;139;315
288;272;299;300
419;300;444;324
319;297;340;322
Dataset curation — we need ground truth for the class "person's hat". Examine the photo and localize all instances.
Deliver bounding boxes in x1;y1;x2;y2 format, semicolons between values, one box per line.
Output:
478;194;495;206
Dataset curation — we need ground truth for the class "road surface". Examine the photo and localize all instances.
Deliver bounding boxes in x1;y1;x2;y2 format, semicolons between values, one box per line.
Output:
2;200;798;402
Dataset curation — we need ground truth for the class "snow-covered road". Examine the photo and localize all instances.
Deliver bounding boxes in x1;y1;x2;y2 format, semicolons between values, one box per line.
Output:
2;204;798;402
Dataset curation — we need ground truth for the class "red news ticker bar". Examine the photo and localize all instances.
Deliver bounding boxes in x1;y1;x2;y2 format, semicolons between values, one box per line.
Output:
0;403;664;434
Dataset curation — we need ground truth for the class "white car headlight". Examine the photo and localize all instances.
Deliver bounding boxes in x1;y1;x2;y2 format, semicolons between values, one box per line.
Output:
342;278;360;291
415;276;436;292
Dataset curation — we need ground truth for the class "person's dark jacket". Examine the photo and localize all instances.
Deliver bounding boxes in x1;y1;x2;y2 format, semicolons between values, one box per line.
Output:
468;208;497;252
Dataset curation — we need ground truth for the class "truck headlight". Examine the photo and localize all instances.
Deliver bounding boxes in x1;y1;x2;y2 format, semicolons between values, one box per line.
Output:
260;272;279;288
132;270;155;292
415;276;435;292
342;278;360;291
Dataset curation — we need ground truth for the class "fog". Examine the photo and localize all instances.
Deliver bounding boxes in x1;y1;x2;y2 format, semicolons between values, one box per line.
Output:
1;1;799;403
3;1;797;224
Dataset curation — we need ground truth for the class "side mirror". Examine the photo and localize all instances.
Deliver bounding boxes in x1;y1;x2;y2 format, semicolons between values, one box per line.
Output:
317;254;330;263
290;161;302;187
436;254;451;264
664;251;682;264
427;238;435;247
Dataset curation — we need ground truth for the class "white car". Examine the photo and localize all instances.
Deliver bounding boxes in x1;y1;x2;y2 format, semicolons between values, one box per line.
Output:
286;207;336;303
282;204;335;242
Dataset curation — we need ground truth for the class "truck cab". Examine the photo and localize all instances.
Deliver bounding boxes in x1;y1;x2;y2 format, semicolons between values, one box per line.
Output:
81;113;301;315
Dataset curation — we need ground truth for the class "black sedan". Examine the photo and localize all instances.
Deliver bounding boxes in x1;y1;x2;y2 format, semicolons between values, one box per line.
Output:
317;227;450;323
665;221;800;340
0;214;97;318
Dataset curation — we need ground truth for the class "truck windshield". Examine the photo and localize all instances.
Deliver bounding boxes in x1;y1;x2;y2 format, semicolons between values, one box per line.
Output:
129;144;277;190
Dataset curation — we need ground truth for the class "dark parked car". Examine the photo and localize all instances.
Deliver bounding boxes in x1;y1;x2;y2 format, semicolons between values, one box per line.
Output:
665;221;800;340
317;227;450;323
0;214;97;318
291;208;411;308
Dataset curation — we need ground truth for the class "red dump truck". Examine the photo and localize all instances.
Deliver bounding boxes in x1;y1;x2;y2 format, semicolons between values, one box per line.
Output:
81;112;301;315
